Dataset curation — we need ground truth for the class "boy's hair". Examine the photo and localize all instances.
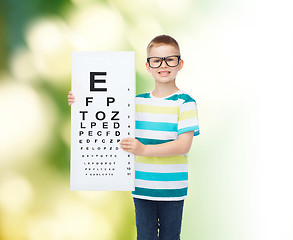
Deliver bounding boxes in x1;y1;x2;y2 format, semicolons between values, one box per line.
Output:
147;35;180;56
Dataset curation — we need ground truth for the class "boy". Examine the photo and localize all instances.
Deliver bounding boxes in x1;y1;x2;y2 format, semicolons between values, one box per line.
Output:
68;35;200;240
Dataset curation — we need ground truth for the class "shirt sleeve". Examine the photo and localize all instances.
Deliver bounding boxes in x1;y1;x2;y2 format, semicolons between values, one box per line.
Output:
177;98;200;136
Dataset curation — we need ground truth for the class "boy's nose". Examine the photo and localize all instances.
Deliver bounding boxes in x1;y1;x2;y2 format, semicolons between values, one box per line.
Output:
161;59;168;67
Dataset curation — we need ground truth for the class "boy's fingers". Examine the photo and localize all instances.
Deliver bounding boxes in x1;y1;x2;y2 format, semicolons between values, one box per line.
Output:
68;91;74;106
124;138;134;141
121;138;133;144
120;140;133;147
121;145;132;150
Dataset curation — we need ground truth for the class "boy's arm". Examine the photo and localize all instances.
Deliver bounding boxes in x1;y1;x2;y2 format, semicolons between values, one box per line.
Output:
120;131;194;157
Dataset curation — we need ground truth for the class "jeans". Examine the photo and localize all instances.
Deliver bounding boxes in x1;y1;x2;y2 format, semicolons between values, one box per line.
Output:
133;197;184;240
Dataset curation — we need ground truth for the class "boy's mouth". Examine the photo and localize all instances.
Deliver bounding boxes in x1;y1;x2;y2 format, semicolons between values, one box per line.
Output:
158;71;171;76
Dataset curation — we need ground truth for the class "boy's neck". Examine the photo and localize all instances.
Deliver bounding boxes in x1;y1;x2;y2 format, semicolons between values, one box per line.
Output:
152;81;179;98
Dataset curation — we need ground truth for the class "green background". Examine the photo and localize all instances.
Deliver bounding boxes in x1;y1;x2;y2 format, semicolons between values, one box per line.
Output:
0;0;292;239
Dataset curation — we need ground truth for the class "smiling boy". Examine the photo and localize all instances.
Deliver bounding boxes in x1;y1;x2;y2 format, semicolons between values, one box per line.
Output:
120;35;200;240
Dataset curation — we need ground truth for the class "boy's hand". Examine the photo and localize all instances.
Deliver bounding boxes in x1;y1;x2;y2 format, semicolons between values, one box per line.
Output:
68;91;75;106
120;138;145;156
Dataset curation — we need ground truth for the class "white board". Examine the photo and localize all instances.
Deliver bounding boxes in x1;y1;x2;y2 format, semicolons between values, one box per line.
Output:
70;51;135;191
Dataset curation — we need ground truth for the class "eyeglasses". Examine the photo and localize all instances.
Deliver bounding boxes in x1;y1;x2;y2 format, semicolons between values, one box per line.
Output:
147;55;181;68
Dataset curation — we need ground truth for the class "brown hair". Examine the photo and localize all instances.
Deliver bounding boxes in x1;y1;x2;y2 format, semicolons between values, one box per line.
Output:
147;35;180;56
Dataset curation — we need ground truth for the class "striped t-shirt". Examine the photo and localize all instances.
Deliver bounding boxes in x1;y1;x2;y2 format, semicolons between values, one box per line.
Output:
132;90;200;201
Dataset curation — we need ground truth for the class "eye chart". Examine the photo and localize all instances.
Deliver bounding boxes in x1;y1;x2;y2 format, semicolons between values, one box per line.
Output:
71;51;135;191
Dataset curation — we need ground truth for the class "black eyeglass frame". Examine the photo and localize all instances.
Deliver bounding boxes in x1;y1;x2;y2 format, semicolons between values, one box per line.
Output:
147;55;181;68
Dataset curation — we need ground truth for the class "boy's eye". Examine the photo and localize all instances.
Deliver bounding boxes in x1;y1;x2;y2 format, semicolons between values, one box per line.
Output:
166;57;176;62
150;58;161;63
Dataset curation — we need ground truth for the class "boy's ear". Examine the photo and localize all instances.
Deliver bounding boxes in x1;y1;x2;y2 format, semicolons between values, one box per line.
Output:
178;59;184;71
146;62;151;73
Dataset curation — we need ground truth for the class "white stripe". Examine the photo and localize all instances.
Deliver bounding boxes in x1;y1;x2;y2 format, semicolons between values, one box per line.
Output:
136;112;178;123
179;102;197;113
178;118;198;129
134;179;188;189
135;129;177;140
132;194;187;201
136;97;179;107
135;162;188;173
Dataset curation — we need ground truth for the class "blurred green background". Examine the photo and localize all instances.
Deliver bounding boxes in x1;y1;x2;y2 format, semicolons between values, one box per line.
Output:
1;0;293;239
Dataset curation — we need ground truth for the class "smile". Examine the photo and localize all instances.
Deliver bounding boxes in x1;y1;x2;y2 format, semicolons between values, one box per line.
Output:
158;71;171;76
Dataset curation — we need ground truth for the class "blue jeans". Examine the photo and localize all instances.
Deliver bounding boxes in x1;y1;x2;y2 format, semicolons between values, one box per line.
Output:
133;197;184;240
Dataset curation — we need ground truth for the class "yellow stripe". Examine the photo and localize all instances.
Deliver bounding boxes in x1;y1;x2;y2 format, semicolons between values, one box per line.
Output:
136;104;179;115
135;155;187;165
179;110;197;121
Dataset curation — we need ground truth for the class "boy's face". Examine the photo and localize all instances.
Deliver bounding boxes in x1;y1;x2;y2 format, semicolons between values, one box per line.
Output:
146;45;184;84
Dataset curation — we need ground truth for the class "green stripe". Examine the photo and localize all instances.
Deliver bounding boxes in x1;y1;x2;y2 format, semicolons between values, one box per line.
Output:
136;121;177;132
165;93;196;103
136;171;188;181
136;93;151;98
194;130;200;136
136;92;195;104
136;137;174;145
133;187;188;198
178;126;199;135
135;155;188;165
